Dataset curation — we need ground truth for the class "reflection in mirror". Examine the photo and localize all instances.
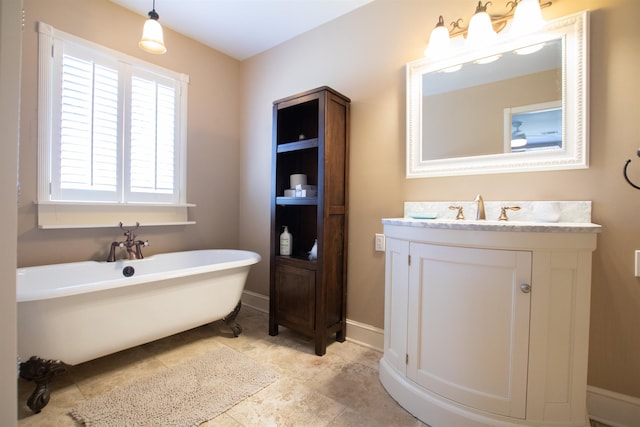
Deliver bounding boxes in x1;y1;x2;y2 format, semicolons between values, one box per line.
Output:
505;100;562;152
422;38;562;160
406;11;589;178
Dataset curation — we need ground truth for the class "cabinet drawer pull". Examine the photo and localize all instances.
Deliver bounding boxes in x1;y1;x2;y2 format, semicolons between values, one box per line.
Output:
520;283;531;293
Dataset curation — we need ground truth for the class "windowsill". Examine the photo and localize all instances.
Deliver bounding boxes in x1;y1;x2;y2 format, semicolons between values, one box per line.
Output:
36;201;196;229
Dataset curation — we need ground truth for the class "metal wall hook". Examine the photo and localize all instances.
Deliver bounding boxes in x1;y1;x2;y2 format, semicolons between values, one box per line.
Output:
623;150;640;190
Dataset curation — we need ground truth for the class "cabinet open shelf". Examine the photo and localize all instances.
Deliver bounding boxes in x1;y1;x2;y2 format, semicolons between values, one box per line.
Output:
276;138;319;153
276;196;318;206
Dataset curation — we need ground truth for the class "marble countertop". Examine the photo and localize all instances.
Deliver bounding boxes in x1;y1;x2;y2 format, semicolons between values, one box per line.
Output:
382;200;602;233
382;217;602;233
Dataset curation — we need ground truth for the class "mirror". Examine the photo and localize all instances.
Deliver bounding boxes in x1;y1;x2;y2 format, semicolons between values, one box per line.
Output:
406;11;589;178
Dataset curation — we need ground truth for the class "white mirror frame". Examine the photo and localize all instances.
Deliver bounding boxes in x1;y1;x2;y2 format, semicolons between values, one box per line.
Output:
406;11;589;178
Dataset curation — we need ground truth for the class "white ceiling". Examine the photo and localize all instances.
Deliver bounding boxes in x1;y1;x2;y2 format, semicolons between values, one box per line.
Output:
111;0;373;60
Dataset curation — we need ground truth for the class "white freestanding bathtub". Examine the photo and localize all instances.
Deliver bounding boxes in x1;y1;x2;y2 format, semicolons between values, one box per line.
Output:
17;249;261;366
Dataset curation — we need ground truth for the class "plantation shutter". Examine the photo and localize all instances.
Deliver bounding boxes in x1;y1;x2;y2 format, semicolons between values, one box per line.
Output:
55;51;120;201
41;23;187;207
129;72;176;198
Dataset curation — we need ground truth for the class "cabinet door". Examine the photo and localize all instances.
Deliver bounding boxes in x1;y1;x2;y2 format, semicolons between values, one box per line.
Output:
275;262;316;332
407;243;531;419
383;238;410;375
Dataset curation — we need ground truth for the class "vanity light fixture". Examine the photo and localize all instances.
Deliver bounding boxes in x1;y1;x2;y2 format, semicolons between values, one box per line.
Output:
139;0;166;54
424;0;552;61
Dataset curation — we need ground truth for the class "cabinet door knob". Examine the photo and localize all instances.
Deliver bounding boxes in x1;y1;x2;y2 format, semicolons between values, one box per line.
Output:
520;283;531;293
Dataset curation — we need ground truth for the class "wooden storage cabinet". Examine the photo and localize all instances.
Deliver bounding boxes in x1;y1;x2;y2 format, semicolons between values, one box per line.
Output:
269;87;350;356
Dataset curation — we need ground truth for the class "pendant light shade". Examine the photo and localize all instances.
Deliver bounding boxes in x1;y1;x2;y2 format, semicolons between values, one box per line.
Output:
424;16;451;60
139;2;166;54
465;2;497;50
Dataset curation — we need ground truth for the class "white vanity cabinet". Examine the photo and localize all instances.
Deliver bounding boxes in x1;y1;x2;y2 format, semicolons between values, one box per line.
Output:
380;220;599;427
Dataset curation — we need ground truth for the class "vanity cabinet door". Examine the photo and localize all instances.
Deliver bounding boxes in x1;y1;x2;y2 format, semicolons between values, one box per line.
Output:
383;238;410;375
406;243;532;419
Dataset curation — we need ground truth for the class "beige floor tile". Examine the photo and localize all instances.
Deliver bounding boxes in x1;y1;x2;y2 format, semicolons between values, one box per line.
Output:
226;377;346;427
201;412;243;426
306;360;423;427
68;347;167;399
328;407;429;427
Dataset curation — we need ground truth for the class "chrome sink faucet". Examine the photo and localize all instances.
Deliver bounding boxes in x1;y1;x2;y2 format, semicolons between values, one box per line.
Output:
474;194;486;220
107;222;149;262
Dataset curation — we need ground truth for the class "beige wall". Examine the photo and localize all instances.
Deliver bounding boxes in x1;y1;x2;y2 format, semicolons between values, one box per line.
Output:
240;0;640;399
18;0;242;267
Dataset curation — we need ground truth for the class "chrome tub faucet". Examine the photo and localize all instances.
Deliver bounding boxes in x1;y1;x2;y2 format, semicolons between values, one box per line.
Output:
107;222;149;262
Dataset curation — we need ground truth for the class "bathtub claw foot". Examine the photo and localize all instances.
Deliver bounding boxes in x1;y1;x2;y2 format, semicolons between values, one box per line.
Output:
19;356;69;413
223;301;243;337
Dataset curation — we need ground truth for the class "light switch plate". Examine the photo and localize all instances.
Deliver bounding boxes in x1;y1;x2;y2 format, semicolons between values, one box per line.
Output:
636;250;640;277
375;234;385;252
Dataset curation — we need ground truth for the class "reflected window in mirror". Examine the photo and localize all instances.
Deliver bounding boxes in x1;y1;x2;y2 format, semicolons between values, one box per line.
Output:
505;101;562;153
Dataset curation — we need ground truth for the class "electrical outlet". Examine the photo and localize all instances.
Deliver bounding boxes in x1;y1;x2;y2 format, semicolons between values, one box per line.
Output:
375;234;386;252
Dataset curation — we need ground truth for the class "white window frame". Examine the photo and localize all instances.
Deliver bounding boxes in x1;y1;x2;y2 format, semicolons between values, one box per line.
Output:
37;22;193;228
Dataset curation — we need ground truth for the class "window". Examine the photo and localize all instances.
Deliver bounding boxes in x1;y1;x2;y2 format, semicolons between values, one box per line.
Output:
38;22;189;208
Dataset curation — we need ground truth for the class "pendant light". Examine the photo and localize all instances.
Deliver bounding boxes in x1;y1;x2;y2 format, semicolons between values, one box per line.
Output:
139;0;166;55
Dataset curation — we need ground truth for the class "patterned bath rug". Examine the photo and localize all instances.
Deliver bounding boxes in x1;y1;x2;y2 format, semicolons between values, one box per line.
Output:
70;346;278;426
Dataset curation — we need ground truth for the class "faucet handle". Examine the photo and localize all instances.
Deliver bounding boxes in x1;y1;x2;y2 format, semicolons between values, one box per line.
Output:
498;206;521;221
449;205;465;220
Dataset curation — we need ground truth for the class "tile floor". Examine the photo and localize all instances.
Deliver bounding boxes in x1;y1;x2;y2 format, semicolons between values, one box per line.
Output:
18;305;427;427
16;305;612;427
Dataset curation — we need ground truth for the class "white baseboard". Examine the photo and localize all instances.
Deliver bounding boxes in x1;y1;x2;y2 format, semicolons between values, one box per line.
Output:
240;290;269;313
345;318;384;352
242;292;640;427
241;291;383;352
587;385;640;427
